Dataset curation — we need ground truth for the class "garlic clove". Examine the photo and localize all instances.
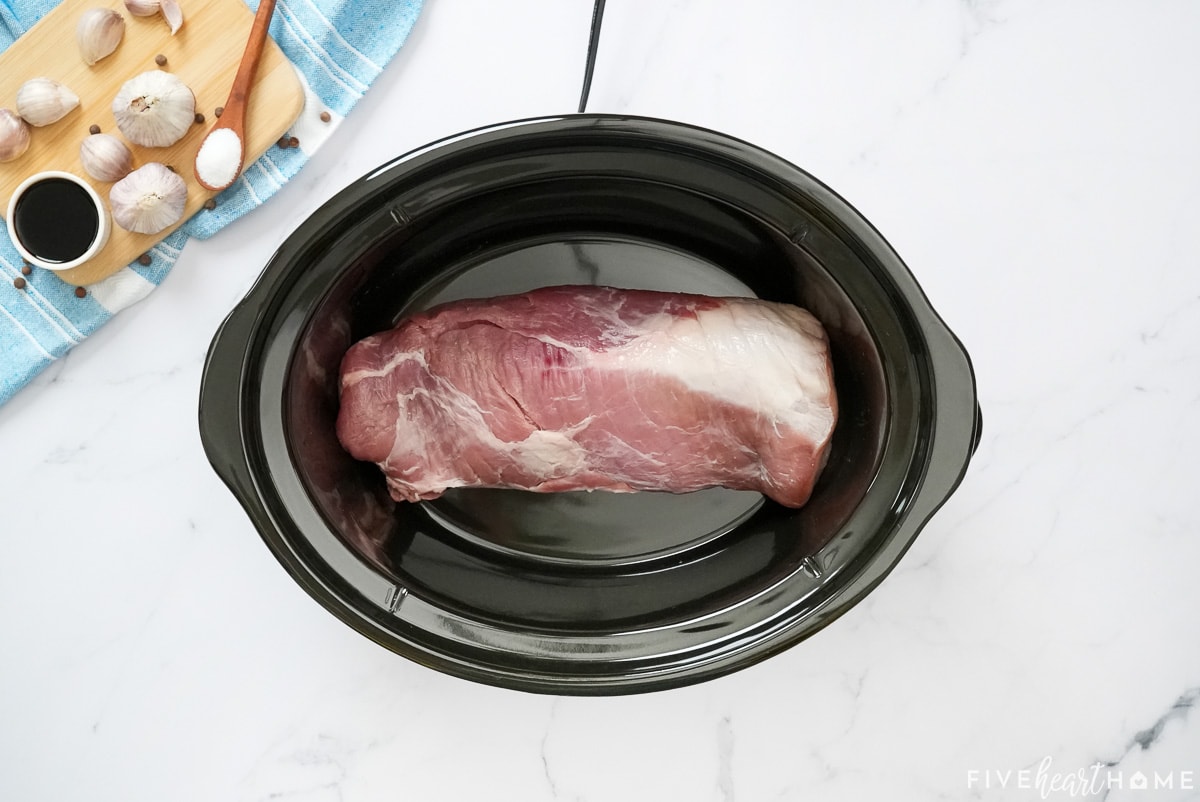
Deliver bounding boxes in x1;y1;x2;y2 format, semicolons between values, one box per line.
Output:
109;162;187;234
111;70;196;148
80;133;134;182
77;7;126;66
122;0;182;33
0;109;32;162
123;0;160;16
160;0;184;35
16;77;81;127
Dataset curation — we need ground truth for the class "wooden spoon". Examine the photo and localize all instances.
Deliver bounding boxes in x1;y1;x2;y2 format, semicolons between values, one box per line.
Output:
194;0;278;191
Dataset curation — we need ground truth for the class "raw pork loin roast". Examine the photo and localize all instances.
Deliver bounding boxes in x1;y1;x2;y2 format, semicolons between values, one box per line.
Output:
336;286;837;508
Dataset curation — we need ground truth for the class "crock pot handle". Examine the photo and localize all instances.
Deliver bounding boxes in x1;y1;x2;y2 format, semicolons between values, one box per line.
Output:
971;404;984;455
198;304;258;503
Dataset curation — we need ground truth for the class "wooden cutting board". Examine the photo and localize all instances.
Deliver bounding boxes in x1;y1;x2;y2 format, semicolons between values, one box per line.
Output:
0;0;304;286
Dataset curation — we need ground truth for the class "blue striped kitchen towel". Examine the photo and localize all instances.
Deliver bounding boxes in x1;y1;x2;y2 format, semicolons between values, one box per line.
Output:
0;0;422;406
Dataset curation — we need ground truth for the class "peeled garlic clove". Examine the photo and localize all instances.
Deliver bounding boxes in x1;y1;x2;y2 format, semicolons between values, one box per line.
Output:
80;133;134;182
0;109;32;162
109;162;187;234
111;70;195;148
123;0;160;16
77;7;126;65
16;77;81;127
160;0;184;35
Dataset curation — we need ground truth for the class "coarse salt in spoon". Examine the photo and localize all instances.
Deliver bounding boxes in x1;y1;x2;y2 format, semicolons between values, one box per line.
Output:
194;0;277;191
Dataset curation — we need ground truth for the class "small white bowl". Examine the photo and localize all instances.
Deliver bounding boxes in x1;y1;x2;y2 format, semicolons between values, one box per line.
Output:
6;170;111;271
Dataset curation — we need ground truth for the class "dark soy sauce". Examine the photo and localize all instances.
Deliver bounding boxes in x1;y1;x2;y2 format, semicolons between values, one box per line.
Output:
12;178;100;264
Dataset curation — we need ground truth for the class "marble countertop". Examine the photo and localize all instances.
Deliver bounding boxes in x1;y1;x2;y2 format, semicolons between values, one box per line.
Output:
3;1;1198;800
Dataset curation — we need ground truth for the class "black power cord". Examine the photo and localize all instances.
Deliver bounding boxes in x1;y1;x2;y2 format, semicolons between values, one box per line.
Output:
577;0;606;113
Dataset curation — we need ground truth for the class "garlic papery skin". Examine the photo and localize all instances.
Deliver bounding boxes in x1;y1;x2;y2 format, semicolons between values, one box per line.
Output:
111;70;195;148
0;109;32;162
80;133;134;182
77;7;126;66
16;78;81;127
123;0;160;16
109;162;187;234
160;0;184;34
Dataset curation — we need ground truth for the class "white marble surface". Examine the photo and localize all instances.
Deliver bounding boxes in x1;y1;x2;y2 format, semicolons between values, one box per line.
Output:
2;1;1199;800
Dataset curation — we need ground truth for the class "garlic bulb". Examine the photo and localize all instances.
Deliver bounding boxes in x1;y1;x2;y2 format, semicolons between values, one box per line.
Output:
77;7;125;65
0;109;31;162
122;0;183;34
111;70;195;148
109;162;187;234
80;133;134;182
16;77;80;127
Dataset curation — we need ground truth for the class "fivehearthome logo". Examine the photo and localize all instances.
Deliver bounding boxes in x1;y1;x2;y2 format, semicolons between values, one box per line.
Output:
966;756;1195;798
